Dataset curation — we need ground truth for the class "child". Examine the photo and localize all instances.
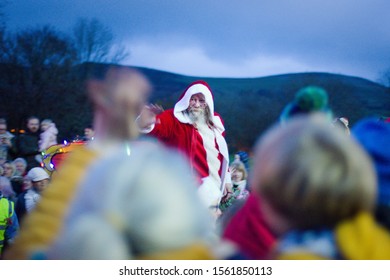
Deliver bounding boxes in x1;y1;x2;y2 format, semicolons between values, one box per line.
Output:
251;113;390;259
39;119;58;152
220;161;249;212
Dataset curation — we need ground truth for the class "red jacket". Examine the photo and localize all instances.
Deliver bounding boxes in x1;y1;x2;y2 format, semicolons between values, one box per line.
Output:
222;193;276;259
147;81;231;207
150;109;224;181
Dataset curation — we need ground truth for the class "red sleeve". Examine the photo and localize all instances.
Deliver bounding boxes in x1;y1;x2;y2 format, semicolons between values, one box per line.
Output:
149;109;176;141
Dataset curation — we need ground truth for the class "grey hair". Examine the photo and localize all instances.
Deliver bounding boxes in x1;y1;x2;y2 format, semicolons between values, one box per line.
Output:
13;157;27;167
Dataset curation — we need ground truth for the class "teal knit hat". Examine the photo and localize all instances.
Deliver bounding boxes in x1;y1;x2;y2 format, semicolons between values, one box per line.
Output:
295;86;329;111
280;86;333;123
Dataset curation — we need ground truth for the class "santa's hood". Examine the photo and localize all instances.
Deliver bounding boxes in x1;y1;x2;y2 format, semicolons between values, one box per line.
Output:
173;81;224;133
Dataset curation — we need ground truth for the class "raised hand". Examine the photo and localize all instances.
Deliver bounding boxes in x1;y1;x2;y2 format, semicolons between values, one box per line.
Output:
138;104;164;129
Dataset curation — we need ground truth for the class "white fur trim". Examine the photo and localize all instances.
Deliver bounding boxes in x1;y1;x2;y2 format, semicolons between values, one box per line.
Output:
198;177;223;207
174;83;214;123
197;122;222;195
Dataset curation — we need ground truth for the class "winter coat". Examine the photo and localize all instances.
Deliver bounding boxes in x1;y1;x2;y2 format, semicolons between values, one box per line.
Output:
12;131;40;170
0;197;19;255
39;124;58;151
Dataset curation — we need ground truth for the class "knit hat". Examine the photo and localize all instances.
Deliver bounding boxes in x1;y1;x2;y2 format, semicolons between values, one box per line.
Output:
27;167;50;182
352;118;390;205
280;86;333;123
236;151;249;170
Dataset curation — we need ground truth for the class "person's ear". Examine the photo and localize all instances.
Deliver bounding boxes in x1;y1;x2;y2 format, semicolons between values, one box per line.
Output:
87;80;112;108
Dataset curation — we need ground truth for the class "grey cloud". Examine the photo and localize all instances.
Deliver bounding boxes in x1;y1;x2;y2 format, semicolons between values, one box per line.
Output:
4;0;390;80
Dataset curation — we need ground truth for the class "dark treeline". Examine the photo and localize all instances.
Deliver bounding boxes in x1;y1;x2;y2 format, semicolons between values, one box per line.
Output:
0;18;128;141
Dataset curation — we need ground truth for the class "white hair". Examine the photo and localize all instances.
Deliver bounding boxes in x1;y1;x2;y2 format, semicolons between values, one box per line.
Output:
13;157;27;167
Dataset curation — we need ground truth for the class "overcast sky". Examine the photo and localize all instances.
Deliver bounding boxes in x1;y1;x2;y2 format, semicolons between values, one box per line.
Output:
4;0;390;82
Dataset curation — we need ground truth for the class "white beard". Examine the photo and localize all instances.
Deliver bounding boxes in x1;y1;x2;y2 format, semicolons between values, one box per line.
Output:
188;108;206;125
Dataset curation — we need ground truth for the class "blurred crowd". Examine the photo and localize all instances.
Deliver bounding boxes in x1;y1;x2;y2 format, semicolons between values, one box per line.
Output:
1;65;390;260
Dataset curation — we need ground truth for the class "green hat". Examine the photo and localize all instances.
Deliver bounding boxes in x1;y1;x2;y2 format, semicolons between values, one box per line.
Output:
280;86;332;123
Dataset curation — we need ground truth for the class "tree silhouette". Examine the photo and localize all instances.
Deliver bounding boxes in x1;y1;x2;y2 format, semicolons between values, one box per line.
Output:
72;18;129;64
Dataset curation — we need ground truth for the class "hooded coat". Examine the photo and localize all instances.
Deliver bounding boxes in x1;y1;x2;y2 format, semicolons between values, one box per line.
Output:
145;81;231;208
39;123;58;152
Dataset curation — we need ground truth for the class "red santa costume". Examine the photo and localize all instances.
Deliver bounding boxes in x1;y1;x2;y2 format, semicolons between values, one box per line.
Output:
143;81;231;208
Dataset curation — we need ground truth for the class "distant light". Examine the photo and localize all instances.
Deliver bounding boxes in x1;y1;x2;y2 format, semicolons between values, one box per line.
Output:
50;163;54;169
126;144;131;156
63;140;68;145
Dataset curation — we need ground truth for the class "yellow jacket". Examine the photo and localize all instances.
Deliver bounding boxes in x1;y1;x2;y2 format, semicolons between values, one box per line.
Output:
277;212;390;260
4;145;98;259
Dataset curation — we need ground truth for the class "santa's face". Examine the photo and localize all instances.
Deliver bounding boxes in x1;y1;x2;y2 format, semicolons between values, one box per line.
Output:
188;93;207;119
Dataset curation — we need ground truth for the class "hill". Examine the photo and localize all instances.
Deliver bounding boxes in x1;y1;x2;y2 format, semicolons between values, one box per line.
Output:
133;67;390;152
1;62;389;153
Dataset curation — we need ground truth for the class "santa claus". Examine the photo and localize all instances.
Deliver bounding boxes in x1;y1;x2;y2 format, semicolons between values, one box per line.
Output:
138;80;231;214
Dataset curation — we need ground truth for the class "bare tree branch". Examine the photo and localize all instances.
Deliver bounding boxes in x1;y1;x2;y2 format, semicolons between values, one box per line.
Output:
72;18;129;64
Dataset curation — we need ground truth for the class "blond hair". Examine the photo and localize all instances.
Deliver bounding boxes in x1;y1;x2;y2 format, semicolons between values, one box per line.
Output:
251;114;376;229
230;161;247;180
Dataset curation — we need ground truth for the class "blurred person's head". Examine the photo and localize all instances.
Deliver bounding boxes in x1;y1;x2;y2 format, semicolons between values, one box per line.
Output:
13;157;27;176
27;167;50;193
352;118;390;227
23;175;32;191
0;176;15;198
40;119;53;132
0;119;7;134
26;116;40;133
2;161;16;178
87;66;151;141
230;161;247;183
251;114;376;235
84;125;94;140
49;142;217;260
